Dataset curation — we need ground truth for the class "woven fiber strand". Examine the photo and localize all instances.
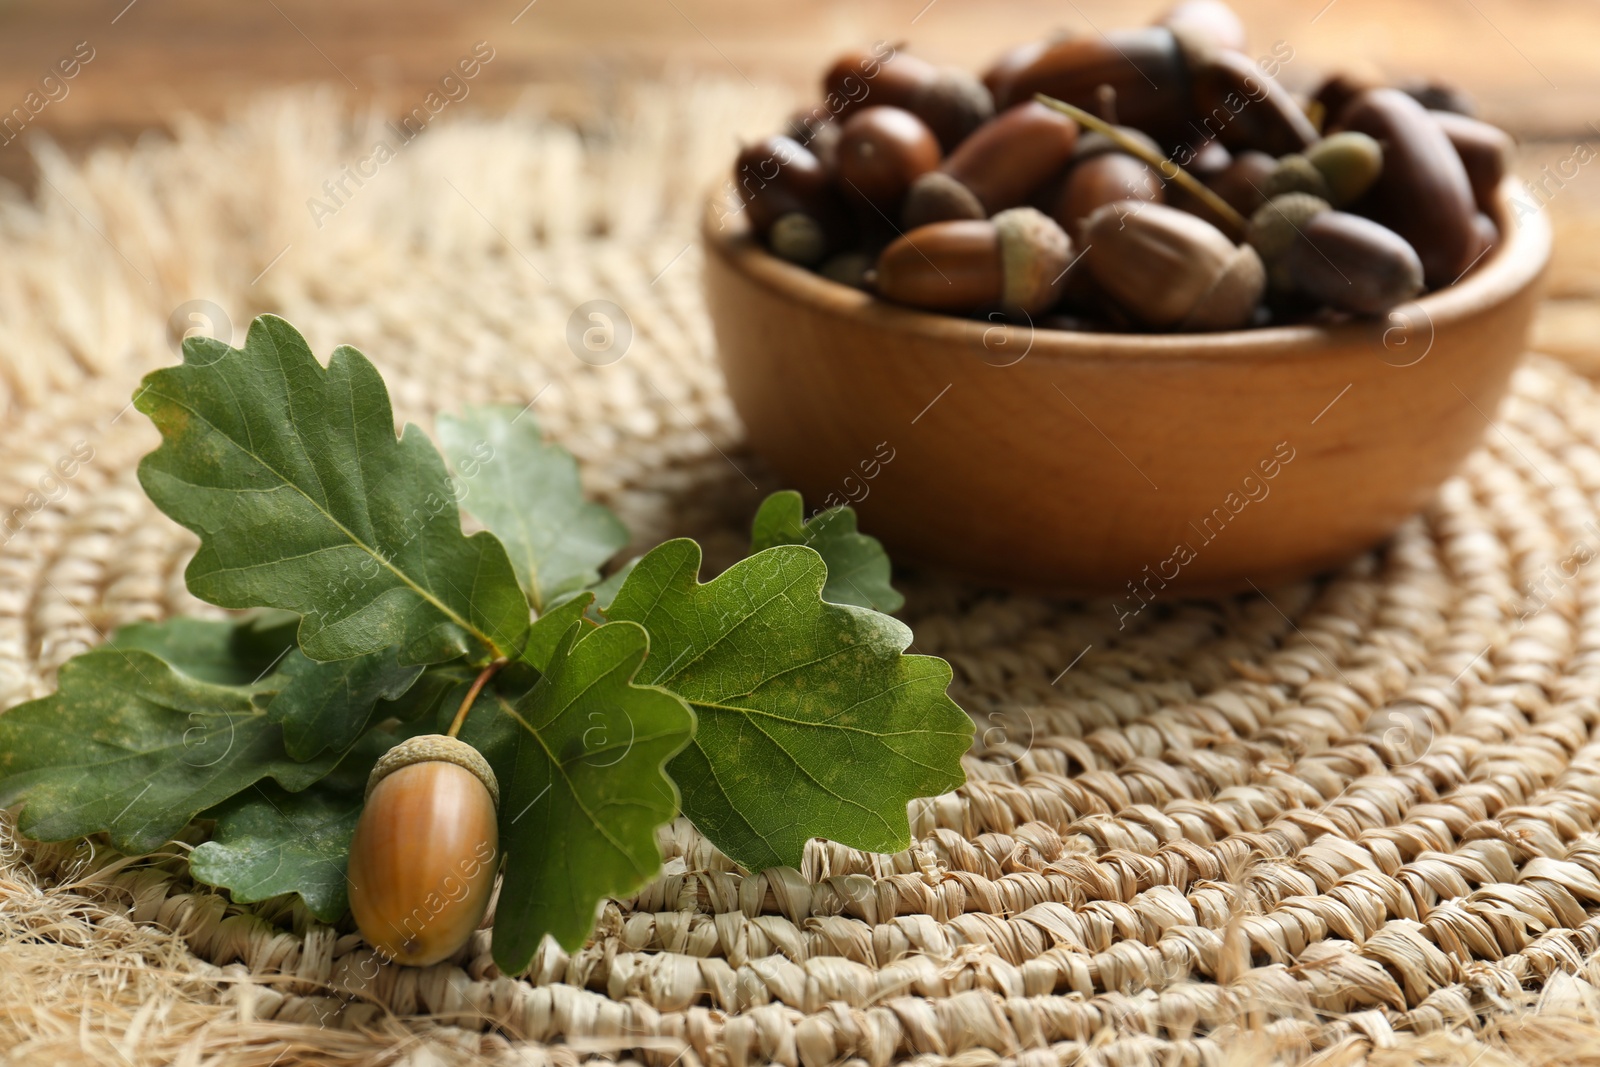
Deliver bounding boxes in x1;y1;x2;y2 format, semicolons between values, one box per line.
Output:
4;88;1600;1067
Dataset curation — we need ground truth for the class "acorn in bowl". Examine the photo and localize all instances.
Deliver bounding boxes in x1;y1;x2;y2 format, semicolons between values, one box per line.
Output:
704;5;1548;595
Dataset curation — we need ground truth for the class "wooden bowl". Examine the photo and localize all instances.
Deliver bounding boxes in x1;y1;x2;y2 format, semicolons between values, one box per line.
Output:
702;183;1551;595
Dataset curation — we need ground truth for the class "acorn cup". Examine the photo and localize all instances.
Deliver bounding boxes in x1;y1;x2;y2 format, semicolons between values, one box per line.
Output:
903;101;1079;228
873;206;1073;317
1081;200;1265;331
346;734;501;968
1304;131;1384;207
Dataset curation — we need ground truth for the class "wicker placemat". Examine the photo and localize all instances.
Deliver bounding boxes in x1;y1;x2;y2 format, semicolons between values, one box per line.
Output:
3;86;1600;1067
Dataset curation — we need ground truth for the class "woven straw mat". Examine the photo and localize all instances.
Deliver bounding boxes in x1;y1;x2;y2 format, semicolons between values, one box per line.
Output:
5;85;1600;1067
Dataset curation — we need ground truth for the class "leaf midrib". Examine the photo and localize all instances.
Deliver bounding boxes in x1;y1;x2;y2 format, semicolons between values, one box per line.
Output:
495;664;659;877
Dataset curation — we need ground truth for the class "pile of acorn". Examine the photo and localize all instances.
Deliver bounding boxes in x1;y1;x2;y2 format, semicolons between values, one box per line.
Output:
729;0;1513;331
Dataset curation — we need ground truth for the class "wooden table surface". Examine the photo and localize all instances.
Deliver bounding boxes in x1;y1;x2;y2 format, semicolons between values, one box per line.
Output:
2;0;1597;361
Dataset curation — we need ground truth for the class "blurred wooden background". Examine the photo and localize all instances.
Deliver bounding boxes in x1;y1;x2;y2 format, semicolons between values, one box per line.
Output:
1;0;1596;362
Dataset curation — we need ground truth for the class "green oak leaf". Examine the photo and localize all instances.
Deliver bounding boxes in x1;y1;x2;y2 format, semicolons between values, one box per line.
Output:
587;558;639;614
267;647;424;761
493;620;694;969
109;614;293;687
438;406;628;612
605;539;972;872
750;490;904;612
0;649;336;853
188;721;424;920
135;314;529;666
190;781;360;921
522;593;597;673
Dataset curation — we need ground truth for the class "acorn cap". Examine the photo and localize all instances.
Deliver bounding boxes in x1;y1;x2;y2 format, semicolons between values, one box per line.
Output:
994;207;1073;316
902;171;986;229
769;212;829;265
1263;154;1331;202
1247;192;1330;290
911;68;996;148
1305;131;1383;207
367;734;500;808
819;250;875;289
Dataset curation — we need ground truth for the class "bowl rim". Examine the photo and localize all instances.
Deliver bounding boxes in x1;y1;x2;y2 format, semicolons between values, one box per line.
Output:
702;178;1552;364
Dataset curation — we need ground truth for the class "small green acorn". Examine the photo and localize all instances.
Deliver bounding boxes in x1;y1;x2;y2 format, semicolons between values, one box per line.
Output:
1305;131;1384;207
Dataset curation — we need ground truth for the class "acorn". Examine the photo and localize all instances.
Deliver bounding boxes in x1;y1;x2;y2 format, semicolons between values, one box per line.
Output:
1334;88;1479;287
1304;131;1383;207
903;101;1079;228
346;735;500;967
1468;211;1499;270
1157;0;1247;52
1081;200;1265;331
1309;71;1377;131
835;106;942;210
1187;136;1234;178
1245;192;1330;291
981;37;1052;104
990;28;1194;144
1185;45;1317;156
1052;152;1164;240
784;107;843;169
820;250;876;289
823;48;994;151
1428;109;1511;214
874;206;1072;317
1170;149;1275;230
1248;194;1424;315
1401;77;1477;117
732;136;845;263
768;212;831;266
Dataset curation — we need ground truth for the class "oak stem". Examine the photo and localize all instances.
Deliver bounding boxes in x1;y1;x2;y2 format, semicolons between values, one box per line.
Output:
446;659;508;739
1032;93;1249;240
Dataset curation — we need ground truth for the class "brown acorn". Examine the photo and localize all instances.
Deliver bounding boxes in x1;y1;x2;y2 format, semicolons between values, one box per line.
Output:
1081;200;1264;330
990;28;1194;144
835;106;942;210
1203;149;1275;215
981;37;1052;103
1309;71;1377;131
1335;88;1479;287
874;207;1072;316
1187;136;1234;178
1052;152;1164;240
903;101;1079;228
1157;0;1247;52
1401;77;1477;117
346;735;500;968
732;136;846;263
823;47;994;151
1429;109;1512;214
1247;194;1424;315
1185;45;1317;157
